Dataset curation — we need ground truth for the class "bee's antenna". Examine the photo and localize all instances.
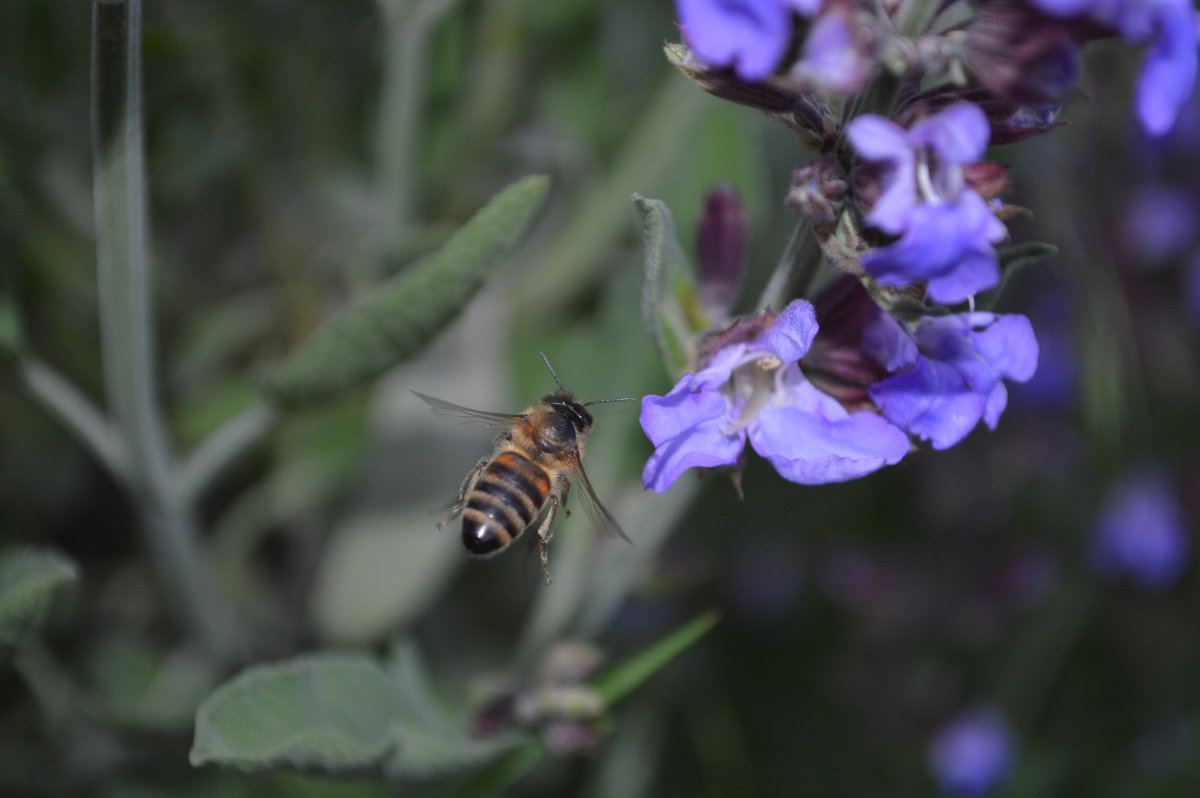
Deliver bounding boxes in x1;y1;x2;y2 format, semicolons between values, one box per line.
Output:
539;351;567;393
583;396;638;407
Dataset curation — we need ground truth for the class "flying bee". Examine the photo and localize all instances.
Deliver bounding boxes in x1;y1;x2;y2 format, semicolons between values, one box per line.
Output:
415;353;634;584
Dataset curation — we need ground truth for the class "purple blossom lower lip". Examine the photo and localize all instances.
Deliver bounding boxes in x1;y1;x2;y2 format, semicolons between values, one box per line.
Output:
866;311;1039;450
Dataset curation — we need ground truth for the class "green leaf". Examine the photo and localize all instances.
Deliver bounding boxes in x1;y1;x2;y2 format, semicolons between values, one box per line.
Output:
258;175;550;407
383;641;525;780
0;546;79;647
633;194;700;377
998;241;1058;271
85;636;220;733
0;278;20;356
311;509;460;645
592;610;719;705
190;653;403;773
978;241;1058;311
453;612;719;796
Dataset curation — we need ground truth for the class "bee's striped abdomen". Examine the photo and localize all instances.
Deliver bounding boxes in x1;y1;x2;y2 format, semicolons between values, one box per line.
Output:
461;451;551;556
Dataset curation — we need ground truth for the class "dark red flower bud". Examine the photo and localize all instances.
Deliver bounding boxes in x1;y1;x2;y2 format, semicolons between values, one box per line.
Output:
896;85;1067;147
696;308;778;369
963;162;1010;200
696;183;748;318
801;275;890;412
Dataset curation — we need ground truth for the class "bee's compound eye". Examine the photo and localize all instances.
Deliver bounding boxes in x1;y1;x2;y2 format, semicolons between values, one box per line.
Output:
462;521;503;556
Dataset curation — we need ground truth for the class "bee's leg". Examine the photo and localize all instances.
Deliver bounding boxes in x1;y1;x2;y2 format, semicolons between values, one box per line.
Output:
439;457;488;529
534;476;569;585
536;537;552;586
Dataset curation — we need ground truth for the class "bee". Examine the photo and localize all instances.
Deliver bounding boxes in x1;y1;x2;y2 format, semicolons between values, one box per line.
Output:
415;353;634;584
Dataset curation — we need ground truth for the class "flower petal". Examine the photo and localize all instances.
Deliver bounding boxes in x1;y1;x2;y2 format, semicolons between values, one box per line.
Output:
755;299;818;363
1134;0;1198;135
846;114;912;162
748;378;909;484
677;0;792;82
912;103;991;165
640;384;743;492
863;195;1003;304
870;357;987;450
862;307;919;371
970;314;1040;383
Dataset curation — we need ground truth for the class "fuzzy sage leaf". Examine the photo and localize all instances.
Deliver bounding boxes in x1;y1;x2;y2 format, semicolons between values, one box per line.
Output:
259;175;550;407
0;547;80;648
190;653;403;773
634;194;702;378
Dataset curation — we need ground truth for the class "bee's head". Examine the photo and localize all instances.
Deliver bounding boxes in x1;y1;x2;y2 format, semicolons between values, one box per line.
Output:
544;392;594;433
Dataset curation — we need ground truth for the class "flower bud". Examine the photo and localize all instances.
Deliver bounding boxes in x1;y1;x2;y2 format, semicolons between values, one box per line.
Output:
801;276;890;412
787;155;849;224
665;41;803;113
896;86;1066;147
963;0;1081;103
696;183;749;319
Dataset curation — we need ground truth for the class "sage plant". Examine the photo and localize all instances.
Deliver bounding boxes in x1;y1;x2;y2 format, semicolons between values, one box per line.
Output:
637;0;1198;492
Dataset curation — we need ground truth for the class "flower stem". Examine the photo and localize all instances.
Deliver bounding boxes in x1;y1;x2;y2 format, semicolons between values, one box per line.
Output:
18;355;130;481
177;403;278;504
91;0;234;659
374;0;459;234
757;219;823;310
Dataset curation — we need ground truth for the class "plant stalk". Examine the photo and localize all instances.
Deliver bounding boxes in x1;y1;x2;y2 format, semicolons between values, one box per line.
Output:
756;219;824;310
374;0;458;233
91;0;234;659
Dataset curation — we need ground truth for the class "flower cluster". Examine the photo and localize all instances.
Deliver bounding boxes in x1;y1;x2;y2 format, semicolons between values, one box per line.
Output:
637;0;1198;493
641;299;911;492
849;102;1007;303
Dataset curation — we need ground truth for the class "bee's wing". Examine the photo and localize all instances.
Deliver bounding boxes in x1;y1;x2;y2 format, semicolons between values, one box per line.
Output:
568;457;632;545
413;391;523;429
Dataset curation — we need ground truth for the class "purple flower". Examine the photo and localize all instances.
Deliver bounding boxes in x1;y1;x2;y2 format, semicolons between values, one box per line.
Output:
1090;470;1190;590
848;103;1008;303
866;311;1039;450
676;0;821;82
1029;0;1199;135
640;300;910;492
790;3;874;95
1122;186;1198;267
929;708;1015;796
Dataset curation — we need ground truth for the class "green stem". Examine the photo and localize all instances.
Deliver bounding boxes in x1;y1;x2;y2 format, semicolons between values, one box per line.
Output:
18;355;130;481
91;0;234;659
374;0;459;233
178;403;278;503
756;219;823;310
